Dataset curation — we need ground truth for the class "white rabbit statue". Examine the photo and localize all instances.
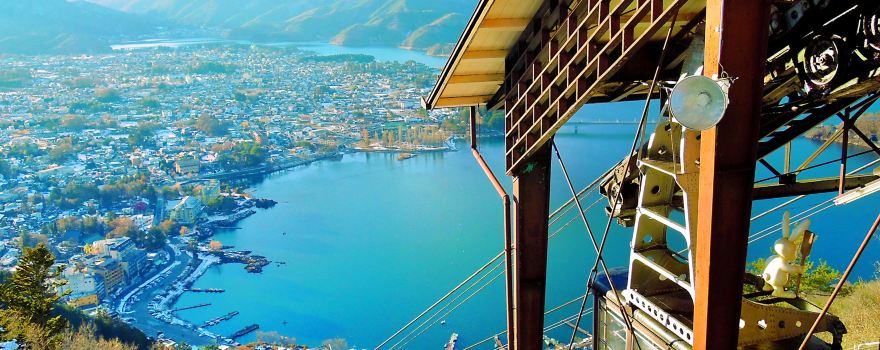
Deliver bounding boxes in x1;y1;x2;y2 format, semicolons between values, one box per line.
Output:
761;211;810;298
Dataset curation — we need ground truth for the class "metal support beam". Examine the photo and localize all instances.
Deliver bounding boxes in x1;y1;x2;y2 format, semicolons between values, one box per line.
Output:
510;143;552;350
753;174;880;200
840;112;850;195
694;1;770;349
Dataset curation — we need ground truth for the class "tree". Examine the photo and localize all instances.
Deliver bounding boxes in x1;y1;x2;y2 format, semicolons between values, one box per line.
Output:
322;337;349;350
157;219;177;235
144;227;167;250
127;123;157;147
94;88;121;103
0;158;15;178
0;243;67;347
59;115;89;131
219;142;267;169
60;323;137;350
195;114;227;136
749;258;849;295
107;217;139;239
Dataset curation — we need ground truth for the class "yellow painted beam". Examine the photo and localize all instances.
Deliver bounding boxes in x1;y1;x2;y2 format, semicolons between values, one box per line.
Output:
435;95;494;107
480;18;530;30
448;74;505;84
462;50;508;60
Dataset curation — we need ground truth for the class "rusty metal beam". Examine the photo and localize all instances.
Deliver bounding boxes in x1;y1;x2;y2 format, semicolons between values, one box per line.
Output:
753;174;880;200
694;1;770;349
757;98;858;159
510;143;552;350
840;112;851;195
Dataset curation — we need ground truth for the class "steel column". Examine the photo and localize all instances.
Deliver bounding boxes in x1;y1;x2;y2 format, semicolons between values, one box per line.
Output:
510;144;552;350
840;112;850;194
694;0;770;349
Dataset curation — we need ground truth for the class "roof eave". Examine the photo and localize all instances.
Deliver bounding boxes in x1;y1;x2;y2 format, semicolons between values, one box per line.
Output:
424;0;495;110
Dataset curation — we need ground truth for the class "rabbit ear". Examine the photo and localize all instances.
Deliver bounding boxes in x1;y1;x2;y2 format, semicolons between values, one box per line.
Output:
782;211;791;239
791;218;811;242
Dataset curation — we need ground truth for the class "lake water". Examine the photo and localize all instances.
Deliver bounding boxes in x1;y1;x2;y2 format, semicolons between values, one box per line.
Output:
111;39;447;68
114;39;880;347
172;122;880;348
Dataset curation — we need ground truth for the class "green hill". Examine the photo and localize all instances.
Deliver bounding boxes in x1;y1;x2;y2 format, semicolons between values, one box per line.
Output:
0;0;158;54
401;13;467;55
87;0;472;55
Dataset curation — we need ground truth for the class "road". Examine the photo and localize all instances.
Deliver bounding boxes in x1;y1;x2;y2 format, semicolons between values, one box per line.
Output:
120;240;214;345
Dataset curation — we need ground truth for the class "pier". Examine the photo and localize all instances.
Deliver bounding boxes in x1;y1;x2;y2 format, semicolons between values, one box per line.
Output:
171;303;211;312
202;311;239;328
445;333;458;350
187;288;225;293
230;324;260;339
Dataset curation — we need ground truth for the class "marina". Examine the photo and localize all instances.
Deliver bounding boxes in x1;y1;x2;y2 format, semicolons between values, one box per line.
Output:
203;311;240;328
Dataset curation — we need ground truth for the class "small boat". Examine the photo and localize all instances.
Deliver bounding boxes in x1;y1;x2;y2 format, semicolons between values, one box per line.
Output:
397;152;417;161
441;320;446;325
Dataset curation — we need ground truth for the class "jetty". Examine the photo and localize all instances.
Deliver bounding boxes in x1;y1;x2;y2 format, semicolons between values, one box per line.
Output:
445;333;458;350
230;324;260;339
171;303;211;312
207;249;270;273
212;209;256;227
202;311;239;328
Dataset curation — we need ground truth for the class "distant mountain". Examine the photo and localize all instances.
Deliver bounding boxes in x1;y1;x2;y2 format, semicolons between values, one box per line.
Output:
0;0;159;54
85;0;472;55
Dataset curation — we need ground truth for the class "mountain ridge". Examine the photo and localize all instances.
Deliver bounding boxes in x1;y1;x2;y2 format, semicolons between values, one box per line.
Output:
0;0;160;54
87;0;471;55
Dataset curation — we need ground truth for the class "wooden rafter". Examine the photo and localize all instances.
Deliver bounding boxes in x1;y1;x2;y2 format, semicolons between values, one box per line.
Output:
503;0;691;174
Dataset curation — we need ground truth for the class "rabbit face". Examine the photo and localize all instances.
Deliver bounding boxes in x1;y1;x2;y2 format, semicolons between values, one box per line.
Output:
773;238;797;262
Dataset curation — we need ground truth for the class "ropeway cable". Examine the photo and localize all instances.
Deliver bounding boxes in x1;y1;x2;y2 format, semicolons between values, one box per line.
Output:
388;197;605;350
562;7;680;349
390;269;506;350
461;303;594;350
375;251;504;349
388;260;505;350
553;141;642;350
377;179;608;349
747;155;880;244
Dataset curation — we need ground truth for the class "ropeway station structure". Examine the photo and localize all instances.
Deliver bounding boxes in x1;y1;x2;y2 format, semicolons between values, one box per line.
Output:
384;0;880;349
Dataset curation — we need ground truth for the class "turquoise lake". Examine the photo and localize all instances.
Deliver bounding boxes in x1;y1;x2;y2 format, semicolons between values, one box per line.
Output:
174;122;880;348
